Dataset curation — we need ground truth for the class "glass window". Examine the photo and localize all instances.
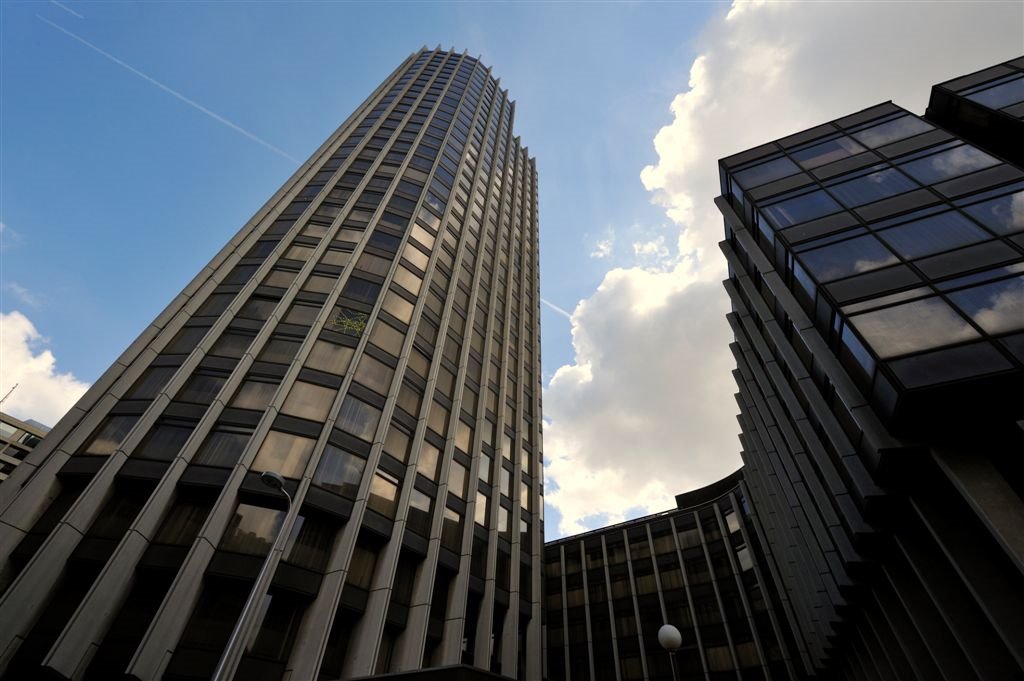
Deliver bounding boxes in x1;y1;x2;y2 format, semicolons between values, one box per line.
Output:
325;307;368;337
125;366;176;400
732;156;800;189
347;545;378;590
281;381;336;422
209;332;253;359
239;297;277;321
849;297;979;358
963;190;1024;236
500;467;512;497
454;421;472;453
284;515;335;572
851;115;932;148
253;431;316;478
800;235;898;282
791;136;865;169
135;422;194;461
441;507;463;550
367;470;400;518
369;322;404;357
966;75;1024;109
154;498;211;546
427;401;449;436
264;268;298;289
448;460;468;498
478;454;492;484
342;278;381;305
231;379;279;411
193;428;252;467
383;425;411;463
948;274;1024;335
407;489;433;536
899;145;1000;185
320;249;352;268
355;253;393;277
220;503;283;556
475;491;490;527
196;293;233;317
283;303;321;327
761;190;842;229
79;415;138;456
393;266;422;296
382;291;414;323
303;274;338;295
353;355;395;395
177;373;226;405
829;168;917;208
877;211;989;259
258;338;301;365
336;396;381;441
417;442;441;480
402;243;430;271
284;244;315;261
165;326;208;354
312;444;365;498
306;340;354;375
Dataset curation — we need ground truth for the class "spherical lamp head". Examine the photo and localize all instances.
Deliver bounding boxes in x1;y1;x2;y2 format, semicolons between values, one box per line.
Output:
260;470;286;491
658;624;682;652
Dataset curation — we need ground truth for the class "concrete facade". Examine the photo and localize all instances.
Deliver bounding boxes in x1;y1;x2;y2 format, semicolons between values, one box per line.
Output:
0;47;543;681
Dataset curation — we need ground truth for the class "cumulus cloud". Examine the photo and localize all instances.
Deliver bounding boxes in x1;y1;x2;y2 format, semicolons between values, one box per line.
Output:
543;0;1022;537
590;230;614;259
0;310;90;427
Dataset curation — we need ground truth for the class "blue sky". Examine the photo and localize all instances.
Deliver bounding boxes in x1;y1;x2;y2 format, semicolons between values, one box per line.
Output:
1;0;712;381
3;0;1021;539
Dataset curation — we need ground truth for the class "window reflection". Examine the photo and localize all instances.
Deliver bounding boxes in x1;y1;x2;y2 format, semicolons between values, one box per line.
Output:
966;75;1024;109
899;145;1000;185
732;156;800;189
963;190;1024;236
851;115;932;148
761;190;842;229
877;211;988;259
253;431;316;478
791;136;865;169
829;168;916;208
313;444;364;497
849;297;979;358
800;235;898;282
220;503;284;556
948;274;1024;335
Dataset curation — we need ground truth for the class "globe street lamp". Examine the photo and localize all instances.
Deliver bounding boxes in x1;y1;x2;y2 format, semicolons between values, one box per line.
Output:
658;623;682;681
212;471;293;681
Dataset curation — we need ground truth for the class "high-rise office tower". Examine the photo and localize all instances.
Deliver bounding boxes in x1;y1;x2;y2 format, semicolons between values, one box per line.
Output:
716;57;1024;679
0;47;543;681
544;470;802;681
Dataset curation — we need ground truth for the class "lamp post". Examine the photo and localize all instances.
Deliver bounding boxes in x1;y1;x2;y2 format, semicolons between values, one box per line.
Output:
212;471;293;681
658;623;682;681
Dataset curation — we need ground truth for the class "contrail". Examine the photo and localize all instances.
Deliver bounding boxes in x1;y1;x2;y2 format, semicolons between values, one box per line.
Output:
50;1;83;19
37;16;301;166
541;298;573;320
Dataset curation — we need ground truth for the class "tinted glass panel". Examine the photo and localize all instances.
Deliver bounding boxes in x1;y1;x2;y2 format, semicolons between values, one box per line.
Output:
899;145;1000;185
948;274;1024;335
966;76;1024;108
791;136;865;169
800;235;898;282
877;211;989;259
761;190;842;229
313;444;365;498
963;191;1024;235
253;431;316;478
849;297;979;358
220;503;283;555
852;115;933;148
733;156;799;189
829;168;916;208
193;428;252;467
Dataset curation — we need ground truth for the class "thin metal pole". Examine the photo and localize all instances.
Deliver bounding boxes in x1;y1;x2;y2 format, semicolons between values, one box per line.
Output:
211;489;293;681
668;650;680;681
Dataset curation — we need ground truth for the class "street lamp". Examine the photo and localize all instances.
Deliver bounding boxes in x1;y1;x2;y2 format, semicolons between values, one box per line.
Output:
212;471;294;681
658;623;682;681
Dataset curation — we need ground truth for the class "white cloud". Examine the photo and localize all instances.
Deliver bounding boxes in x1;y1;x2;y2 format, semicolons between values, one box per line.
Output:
632;235;671;263
0;222;22;252
0;310;90;427
3;282;46;308
543;0;1023;537
590;231;614;259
